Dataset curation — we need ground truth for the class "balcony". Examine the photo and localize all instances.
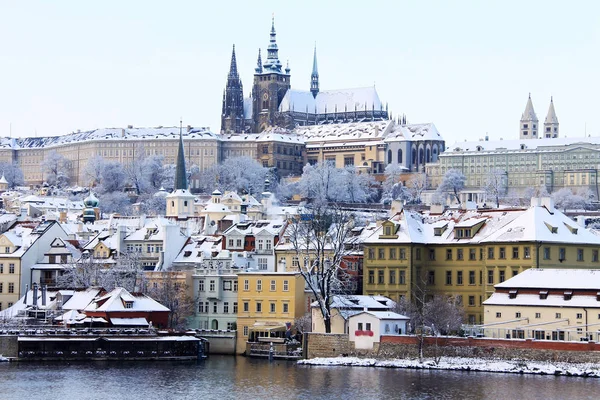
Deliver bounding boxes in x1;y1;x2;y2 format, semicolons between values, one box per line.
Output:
255;249;273;256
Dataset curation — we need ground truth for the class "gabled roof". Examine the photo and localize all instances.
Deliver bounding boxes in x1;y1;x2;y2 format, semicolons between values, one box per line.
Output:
494;268;600;290
279;87;383;114
83;287;169;313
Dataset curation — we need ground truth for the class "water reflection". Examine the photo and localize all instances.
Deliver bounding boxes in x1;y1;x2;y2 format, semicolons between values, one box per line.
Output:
0;357;598;400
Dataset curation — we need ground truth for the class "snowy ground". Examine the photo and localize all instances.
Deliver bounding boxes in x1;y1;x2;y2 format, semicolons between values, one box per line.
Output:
298;356;600;378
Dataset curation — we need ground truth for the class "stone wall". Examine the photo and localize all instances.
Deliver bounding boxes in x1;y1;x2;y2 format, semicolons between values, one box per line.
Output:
0;336;18;358
305;333;600;363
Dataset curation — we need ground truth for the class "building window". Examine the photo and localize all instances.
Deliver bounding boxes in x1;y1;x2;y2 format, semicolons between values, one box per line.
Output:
429;249;436;261
399;270;406;285
368;248;375;259
499;270;505;283
543;247;551;260
468;248;476;261
468;296;475;306
416;248;422;260
446;271;452;285
244;280;249;291
270;303;276;313
496;312;501;318
283;303;289;313
243;326;249;336
512;247;519;259
499;247;506;259
378;248;385;260
233;302;238;313
487;248;494;259
368;270;375;284
9;264;15;274
270;280;276;291
556;313;561;319
8;283;14;294
427;271;435;285
399;248;406;260
389;270;396;285
213;302;217;313
559;248;566;261
457;249;464;260
256;280;262;291
457;271;463;285
577;313;583;319
198;280;205;292
378;270;385;284
283;280;289;291
344;156;354;167
469;271;475;285
577;249;584;262
487;270;494;285
209;280;215;292
516;312;521;318
524;247;531;259
535;313;541;319
594;250;599;262
223;302;229;313
256;302;262;313
223;281;232;291
389;248;397;259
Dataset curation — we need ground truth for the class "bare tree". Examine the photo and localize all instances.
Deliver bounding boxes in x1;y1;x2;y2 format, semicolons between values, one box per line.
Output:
294;312;312;334
382;164;411;204
288;204;355;333
0;161;25;189
145;271;194;329
83;155;106;187
42;150;70;187
408;173;427;204
436;169;466;205
484;168;507;208
125;144;149;195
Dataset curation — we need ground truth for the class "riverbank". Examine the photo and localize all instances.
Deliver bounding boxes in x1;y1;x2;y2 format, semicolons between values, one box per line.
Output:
298;356;600;378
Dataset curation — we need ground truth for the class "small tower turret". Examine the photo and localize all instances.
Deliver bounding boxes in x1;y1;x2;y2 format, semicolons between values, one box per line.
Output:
544;97;559;138
310;45;319;98
520;93;539;139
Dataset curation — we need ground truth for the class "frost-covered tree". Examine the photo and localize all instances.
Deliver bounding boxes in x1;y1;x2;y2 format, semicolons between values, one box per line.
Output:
144;155;167;191
42;150;70;187
83;155;106;187
297;161;339;206
343;166;376;203
198;156;268;195
137;193;167;216
145;271;194;329
0;162;24;189
287;204;355;333
484;169;507;208
98;191;132;215
552;187;593;212
98;161;127;194
408;173;427;204
437;169;466;205
125;145;150;195
381;164;411;204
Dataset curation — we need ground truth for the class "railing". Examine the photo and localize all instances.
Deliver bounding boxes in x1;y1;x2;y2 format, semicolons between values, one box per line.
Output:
247;342;303;359
254;249;273;255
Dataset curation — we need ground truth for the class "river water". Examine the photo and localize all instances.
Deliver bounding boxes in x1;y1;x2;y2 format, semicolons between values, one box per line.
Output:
1;356;599;400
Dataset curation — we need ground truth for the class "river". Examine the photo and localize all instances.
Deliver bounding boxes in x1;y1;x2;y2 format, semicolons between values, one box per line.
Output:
1;356;599;399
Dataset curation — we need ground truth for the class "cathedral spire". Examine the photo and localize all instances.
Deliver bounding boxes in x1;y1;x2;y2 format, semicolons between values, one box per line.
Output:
228;44;239;79
263;15;283;73
520;93;539;139
310;44;319;98
255;48;263;73
544;96;559;138
174;119;188;190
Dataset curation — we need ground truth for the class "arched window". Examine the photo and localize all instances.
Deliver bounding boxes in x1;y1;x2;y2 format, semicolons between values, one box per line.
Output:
397;149;403;163
426;148;431;163
387;150;392;164
419;148;424;164
412;148;417;165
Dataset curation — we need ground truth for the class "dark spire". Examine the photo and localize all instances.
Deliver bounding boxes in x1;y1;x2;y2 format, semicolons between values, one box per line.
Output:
174;119;188;190
310;44;319;98
263;15;283;73
255;48;263;73
228;44;239;79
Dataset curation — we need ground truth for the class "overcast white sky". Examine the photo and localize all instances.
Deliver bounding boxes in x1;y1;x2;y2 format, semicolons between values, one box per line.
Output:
0;1;598;145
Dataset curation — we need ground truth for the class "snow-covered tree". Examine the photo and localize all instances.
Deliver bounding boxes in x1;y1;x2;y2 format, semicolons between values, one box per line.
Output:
0;162;24;189
408;173;427;204
144;155;167;191
552;187;593;212
125;145;150;195
42;150;70;187
287;204;355;333
137;193;167;216
145;271;194;329
437;169;466;205
98;191;132;215
297;161;340;206
381;164;411;204
484;169;507;208
83;155;106;187
98;161;127;194
343;166;376;203
198;156;269;195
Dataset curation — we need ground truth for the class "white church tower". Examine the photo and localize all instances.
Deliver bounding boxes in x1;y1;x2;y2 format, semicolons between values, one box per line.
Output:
166;122;195;218
544;97;559;138
520;93;539;139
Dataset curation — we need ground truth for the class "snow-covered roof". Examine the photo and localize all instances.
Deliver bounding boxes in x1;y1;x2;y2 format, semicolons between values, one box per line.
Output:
83;287;169;313
62;287;104;310
295;120;391;143
353;311;410;320
313;295;395;310
444;136;600;154
494;269;600;291
384;123;444;142
279;87;383;114
484;292;600;308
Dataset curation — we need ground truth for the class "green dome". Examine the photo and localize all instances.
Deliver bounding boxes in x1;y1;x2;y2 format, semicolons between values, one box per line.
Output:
83;191;99;208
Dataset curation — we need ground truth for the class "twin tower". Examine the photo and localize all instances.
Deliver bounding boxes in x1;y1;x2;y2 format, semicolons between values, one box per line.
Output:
519;94;559;139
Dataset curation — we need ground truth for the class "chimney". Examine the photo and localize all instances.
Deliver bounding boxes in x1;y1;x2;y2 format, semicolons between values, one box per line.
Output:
41;285;47;307
187;125;192;132
127;125;133;129
32;283;39;308
24;284;29;304
59;211;67;223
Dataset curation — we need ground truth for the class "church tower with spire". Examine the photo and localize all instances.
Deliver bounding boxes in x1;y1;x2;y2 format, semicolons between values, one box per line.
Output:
310;45;319;98
166;121;195;218
520;93;539;139
544;97;559;138
252;16;291;132
221;45;246;133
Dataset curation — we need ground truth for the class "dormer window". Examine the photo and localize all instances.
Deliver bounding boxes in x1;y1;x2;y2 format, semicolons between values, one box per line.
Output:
539;290;548;300
124;301;133;309
509;290;518;299
563;291;572;301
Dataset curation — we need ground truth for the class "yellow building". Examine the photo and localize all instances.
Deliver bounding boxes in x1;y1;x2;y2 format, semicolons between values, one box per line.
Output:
0;232;24;311
236;272;307;354
483;269;600;342
363;198;600;325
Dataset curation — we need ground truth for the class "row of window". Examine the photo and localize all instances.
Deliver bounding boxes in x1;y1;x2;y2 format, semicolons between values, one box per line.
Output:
498;312;590;320
198;280;238;292
0;302;13;311
0;264;16;274
198;301;238;314
367;246;600;263
241;279;289;292
240;301;290;314
367;268;520;287
367;270;406;285
0;282;15;293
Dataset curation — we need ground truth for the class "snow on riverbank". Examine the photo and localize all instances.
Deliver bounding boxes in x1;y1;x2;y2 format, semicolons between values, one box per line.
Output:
298;356;600;378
